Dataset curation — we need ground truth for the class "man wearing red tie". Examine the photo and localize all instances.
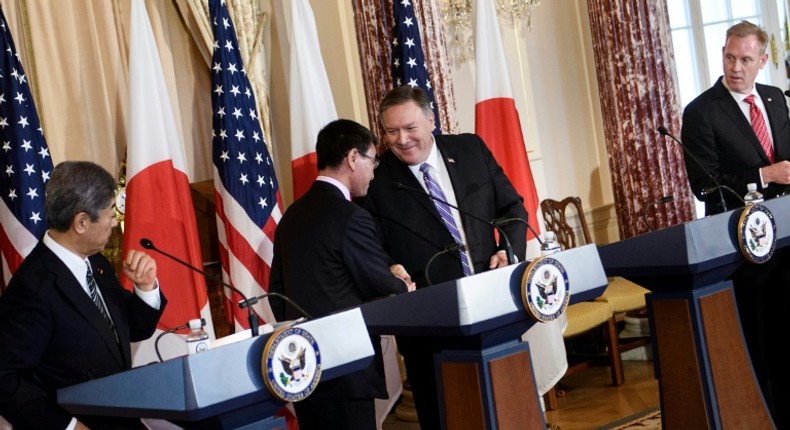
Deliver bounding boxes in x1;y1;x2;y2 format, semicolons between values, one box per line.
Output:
680;20;790;429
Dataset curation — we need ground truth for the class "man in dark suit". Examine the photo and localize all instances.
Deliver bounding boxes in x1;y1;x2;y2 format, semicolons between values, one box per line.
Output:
0;161;166;430
359;86;527;430
269;119;415;430
681;21;790;428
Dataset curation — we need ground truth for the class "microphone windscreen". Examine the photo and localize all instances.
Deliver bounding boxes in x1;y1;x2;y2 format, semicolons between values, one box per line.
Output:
140;238;154;249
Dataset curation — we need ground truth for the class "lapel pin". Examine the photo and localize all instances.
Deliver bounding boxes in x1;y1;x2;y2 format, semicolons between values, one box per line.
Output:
767;98;772;102
448;158;456;164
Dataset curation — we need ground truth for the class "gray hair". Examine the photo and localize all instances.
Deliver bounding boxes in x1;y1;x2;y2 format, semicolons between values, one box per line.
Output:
45;161;117;231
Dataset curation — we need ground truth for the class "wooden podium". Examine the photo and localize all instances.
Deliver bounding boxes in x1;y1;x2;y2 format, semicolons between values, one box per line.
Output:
360;244;608;430
58;309;373;429
597;196;790;429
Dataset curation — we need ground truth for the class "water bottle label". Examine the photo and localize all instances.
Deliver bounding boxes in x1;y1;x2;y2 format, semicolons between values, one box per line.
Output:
187;338;210;355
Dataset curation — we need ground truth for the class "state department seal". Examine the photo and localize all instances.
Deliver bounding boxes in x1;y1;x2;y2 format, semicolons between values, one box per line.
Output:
262;326;321;402
521;257;570;322
737;203;777;264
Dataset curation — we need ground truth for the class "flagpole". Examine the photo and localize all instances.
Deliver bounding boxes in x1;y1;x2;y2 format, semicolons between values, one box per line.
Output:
512;24;534;154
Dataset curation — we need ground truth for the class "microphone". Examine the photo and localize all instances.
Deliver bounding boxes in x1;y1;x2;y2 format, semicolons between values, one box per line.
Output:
240;292;312;319
785;90;790;98
140;238;261;337
392;182;517;265
657;126;728;213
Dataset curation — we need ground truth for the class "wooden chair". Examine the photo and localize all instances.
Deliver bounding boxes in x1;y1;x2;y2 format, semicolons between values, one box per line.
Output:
541;196;651;352
540;197;649;409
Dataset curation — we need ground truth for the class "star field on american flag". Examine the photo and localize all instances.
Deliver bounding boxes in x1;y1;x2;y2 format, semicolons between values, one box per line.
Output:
0;12;52;242
210;0;279;228
209;0;282;329
391;0;441;132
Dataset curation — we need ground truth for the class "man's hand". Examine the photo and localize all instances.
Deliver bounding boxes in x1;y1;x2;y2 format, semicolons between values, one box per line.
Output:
123;250;157;291
390;264;417;292
489;252;510;269
761;161;790;185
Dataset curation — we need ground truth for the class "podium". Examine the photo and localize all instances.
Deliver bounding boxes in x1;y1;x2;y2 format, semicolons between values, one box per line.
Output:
57;308;373;429
597;196;790;429
360;244;608;430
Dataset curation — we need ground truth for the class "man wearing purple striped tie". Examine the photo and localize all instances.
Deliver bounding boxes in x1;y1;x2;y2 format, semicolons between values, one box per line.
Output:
361;85;528;430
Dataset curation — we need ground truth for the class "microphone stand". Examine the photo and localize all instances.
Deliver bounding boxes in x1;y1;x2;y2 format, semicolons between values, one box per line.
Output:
492;217;544;246
152;319;204;363
241;292;312;320
424;243;461;286
140;238;261;337
701;185;746;205
658;126;728;213
392;182;519;265
641;195;674;232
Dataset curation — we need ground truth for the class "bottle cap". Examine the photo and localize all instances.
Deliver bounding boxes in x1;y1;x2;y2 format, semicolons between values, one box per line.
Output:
188;318;203;330
544;231;556;242
747;183;757;191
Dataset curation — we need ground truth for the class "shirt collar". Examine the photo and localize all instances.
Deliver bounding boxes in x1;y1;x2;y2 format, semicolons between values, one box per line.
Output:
316;175;351;200
408;136;440;175
43;232;89;286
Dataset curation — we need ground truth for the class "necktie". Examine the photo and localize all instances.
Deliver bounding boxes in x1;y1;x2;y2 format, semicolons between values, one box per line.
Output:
744;94;775;163
420;163;473;276
86;261;118;341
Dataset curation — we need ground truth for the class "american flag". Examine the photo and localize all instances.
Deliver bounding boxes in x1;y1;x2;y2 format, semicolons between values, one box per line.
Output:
209;0;283;329
0;9;53;288
391;0;441;132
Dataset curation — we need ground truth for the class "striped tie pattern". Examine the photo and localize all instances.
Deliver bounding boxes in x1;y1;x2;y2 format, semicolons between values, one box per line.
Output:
744;95;775;163
420;163;473;276
86;261;118;342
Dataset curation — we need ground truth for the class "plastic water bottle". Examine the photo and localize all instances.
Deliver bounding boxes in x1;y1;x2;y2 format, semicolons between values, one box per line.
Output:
186;318;210;355
744;183;764;205
541;231;561;256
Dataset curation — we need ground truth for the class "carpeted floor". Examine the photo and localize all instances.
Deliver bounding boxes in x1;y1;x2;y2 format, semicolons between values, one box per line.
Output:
595;407;661;430
382;410;662;430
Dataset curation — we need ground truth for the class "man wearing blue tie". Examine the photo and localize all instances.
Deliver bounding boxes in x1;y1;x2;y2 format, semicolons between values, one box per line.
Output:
0;161;166;430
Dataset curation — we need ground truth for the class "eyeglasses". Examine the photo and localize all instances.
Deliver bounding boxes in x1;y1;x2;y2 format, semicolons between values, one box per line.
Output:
358;151;380;169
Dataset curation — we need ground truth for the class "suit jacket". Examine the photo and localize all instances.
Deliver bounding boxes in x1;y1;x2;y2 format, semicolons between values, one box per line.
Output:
681;77;790;215
269;180;407;399
0;242;166;430
359;133;528;288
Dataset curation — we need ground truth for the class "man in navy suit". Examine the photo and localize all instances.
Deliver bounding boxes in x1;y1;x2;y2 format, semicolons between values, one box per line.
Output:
0;161;166;430
269;119;415;430
360;86;527;430
681;21;790;428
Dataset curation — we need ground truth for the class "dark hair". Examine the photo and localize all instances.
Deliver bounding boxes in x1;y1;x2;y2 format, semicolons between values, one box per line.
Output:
378;85;433;119
45;161;117;231
726;21;768;54
315;119;375;170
